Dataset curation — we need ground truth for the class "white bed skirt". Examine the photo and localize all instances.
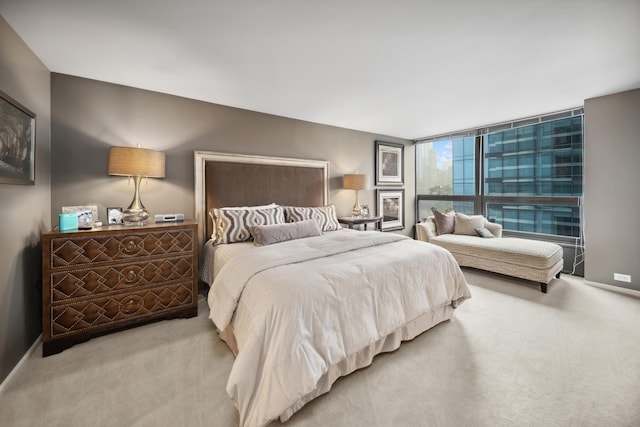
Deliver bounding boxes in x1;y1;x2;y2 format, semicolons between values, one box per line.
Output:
220;301;456;423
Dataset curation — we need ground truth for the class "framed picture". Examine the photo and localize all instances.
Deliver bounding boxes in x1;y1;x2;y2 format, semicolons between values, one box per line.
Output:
375;140;404;185
377;189;404;231
62;205;99;226
107;207;124;224
0;89;36;185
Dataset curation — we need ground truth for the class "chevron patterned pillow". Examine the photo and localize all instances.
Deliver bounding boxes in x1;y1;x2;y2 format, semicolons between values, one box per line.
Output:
284;204;342;232
211;205;285;245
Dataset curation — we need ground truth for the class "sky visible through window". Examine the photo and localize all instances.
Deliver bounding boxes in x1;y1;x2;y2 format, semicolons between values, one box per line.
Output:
433;140;452;170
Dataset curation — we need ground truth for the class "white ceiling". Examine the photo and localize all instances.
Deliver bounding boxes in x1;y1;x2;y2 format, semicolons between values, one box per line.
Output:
1;0;639;139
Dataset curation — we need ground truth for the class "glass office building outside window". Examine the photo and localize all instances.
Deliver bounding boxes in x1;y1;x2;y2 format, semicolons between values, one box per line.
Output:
415;111;583;239
483;116;582;237
485;117;582;197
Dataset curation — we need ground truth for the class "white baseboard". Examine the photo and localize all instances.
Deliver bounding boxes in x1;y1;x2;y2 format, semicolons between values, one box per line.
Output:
0;334;41;395
585;280;640;298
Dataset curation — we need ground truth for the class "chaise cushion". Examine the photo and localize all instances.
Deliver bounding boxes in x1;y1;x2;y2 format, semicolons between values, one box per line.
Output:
430;234;563;270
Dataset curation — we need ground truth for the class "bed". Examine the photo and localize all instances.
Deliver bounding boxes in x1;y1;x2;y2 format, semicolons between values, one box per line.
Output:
194;151;471;427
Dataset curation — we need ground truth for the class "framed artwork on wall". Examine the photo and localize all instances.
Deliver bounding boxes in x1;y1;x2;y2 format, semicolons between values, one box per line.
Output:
0;89;36;185
375;140;403;186
377;189;404;231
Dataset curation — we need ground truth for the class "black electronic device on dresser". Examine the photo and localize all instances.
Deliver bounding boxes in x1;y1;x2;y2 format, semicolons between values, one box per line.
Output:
41;221;198;356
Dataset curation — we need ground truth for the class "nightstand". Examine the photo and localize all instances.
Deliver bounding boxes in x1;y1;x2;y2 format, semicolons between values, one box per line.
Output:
338;216;383;231
41;221;198;356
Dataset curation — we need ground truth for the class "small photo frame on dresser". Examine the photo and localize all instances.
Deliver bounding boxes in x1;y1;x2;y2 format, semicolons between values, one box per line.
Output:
62;205;98;227
107;207;124;224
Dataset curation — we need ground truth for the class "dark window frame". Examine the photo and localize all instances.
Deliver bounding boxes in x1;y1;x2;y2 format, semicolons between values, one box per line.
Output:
415;109;583;245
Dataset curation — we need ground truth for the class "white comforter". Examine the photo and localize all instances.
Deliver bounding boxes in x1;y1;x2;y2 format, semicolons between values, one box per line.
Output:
208;230;471;427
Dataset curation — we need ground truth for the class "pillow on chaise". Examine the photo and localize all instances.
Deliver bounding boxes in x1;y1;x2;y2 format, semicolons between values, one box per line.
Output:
431;208;455;235
475;227;495;238
454;212;485;236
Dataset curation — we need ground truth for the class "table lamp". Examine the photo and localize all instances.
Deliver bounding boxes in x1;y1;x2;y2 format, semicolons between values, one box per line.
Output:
108;146;165;224
343;173;369;217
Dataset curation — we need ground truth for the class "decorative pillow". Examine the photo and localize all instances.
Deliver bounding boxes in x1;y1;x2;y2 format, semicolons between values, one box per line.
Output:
250;219;322;246
284;204;342;232
211;205;285;244
454;212;485;236
209;203;278;240
431;208;456;235
475;227;495;238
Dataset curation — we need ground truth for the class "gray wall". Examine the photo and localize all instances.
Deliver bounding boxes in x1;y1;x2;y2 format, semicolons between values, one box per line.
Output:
50;74;413;236
0;16;51;384
584;88;640;291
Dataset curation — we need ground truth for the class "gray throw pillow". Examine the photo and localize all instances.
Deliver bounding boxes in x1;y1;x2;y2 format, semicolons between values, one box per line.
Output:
475;227;495;238
250;219;322;246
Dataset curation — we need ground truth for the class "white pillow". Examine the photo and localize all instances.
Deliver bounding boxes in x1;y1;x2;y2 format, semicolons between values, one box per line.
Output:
454;212;485;236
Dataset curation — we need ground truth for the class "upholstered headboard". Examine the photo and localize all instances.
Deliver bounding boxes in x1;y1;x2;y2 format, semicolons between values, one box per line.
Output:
194;151;329;245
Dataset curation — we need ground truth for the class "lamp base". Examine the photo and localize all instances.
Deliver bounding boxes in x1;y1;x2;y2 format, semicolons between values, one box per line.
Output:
122;175;150;225
351;193;362;217
123;208;150;225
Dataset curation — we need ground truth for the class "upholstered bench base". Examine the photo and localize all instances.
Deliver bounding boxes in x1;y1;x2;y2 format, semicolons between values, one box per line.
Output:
428;234;563;293
417;216;564;293
450;250;563;293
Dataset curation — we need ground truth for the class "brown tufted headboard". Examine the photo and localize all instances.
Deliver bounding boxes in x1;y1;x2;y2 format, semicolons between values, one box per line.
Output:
194;151;329;246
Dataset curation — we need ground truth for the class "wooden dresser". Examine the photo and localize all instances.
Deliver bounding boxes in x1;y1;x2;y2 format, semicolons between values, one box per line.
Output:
42;221;198;356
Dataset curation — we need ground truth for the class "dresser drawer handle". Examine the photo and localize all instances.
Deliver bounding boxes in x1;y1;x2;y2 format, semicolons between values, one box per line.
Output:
125;270;137;282
120;236;143;255
120;295;143;314
119;265;142;285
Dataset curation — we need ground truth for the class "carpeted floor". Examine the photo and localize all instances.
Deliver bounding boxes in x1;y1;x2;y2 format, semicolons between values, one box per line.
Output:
1;270;639;427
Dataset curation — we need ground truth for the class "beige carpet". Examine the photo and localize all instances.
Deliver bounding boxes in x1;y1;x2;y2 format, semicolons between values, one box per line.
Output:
1;270;639;427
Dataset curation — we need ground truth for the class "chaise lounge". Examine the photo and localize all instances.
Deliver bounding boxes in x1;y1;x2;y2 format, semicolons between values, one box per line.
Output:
416;211;563;293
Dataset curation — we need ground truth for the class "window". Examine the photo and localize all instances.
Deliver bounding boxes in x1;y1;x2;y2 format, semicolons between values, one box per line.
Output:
415;135;477;220
484;117;583;197
416;136;475;196
415;109;583;240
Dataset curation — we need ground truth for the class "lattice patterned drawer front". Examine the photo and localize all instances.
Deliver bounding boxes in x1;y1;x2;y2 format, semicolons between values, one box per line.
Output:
42;222;199;356
50;228;194;268
50;282;194;337
50;255;194;302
